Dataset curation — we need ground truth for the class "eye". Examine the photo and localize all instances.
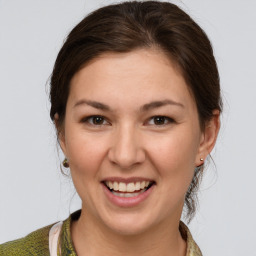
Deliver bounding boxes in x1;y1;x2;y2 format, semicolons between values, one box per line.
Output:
82;115;109;126
147;116;174;126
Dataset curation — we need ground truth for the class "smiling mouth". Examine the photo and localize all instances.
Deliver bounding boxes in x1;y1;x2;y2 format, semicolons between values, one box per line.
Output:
103;180;155;198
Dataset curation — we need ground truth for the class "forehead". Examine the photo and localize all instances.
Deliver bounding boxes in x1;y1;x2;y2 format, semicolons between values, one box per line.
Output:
68;49;195;111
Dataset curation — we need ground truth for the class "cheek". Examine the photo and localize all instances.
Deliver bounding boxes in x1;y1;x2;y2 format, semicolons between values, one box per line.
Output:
145;129;199;190
64;132;109;203
147;131;199;170
64;128;108;178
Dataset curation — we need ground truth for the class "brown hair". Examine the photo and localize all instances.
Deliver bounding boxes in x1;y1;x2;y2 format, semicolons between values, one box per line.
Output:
50;1;222;221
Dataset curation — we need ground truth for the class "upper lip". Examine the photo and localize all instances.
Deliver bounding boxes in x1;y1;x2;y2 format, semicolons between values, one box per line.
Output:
101;176;155;184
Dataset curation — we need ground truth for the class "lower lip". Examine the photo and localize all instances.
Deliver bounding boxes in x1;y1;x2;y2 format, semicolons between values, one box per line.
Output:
102;183;155;207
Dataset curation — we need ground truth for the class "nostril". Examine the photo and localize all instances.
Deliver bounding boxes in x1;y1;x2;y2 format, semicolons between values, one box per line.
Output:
110;161;139;170
108;146;146;169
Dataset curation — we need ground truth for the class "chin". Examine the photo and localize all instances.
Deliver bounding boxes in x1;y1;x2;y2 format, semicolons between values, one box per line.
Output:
101;212;159;236
109;222;150;236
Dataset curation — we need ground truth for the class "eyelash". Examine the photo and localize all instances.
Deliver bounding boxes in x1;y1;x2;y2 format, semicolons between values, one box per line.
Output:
81;115;109;126
81;115;175;127
147;116;175;126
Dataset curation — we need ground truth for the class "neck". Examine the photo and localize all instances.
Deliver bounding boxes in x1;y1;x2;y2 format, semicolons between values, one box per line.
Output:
71;209;187;256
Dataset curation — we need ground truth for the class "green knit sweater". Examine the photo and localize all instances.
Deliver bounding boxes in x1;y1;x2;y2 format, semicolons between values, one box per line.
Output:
0;210;202;256
0;211;78;256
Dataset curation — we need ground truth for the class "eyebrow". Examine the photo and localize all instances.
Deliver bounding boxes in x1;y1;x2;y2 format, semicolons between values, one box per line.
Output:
73;99;111;111
73;99;184;111
140;99;184;111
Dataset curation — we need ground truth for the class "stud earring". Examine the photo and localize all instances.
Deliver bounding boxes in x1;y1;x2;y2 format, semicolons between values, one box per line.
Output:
62;158;69;168
200;158;204;161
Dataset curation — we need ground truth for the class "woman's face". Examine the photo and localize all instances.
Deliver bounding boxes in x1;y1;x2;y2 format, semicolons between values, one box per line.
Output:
60;49;213;235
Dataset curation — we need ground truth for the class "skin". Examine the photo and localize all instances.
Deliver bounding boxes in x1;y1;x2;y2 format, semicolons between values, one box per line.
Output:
58;49;220;256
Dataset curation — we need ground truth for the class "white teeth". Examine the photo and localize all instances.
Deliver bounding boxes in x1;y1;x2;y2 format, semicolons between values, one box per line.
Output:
112;188;146;198
105;180;152;193
109;181;114;190
113;181;118;191
127;183;135;192
119;182;126;192
135;181;140;191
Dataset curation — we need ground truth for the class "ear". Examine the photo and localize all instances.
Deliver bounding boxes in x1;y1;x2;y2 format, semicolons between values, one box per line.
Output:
54;113;68;157
195;109;220;166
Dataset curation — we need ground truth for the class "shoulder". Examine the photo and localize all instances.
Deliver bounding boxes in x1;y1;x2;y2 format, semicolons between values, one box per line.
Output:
0;224;53;256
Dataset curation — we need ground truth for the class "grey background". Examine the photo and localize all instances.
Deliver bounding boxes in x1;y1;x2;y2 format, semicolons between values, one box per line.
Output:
1;1;256;255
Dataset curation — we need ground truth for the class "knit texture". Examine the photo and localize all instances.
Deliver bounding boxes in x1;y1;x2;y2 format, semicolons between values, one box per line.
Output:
0;224;52;255
0;210;202;256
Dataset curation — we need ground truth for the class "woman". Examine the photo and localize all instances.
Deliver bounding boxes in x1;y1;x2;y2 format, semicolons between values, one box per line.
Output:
0;1;221;255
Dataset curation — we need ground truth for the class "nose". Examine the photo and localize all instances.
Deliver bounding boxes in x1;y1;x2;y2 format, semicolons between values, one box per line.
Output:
108;124;146;169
